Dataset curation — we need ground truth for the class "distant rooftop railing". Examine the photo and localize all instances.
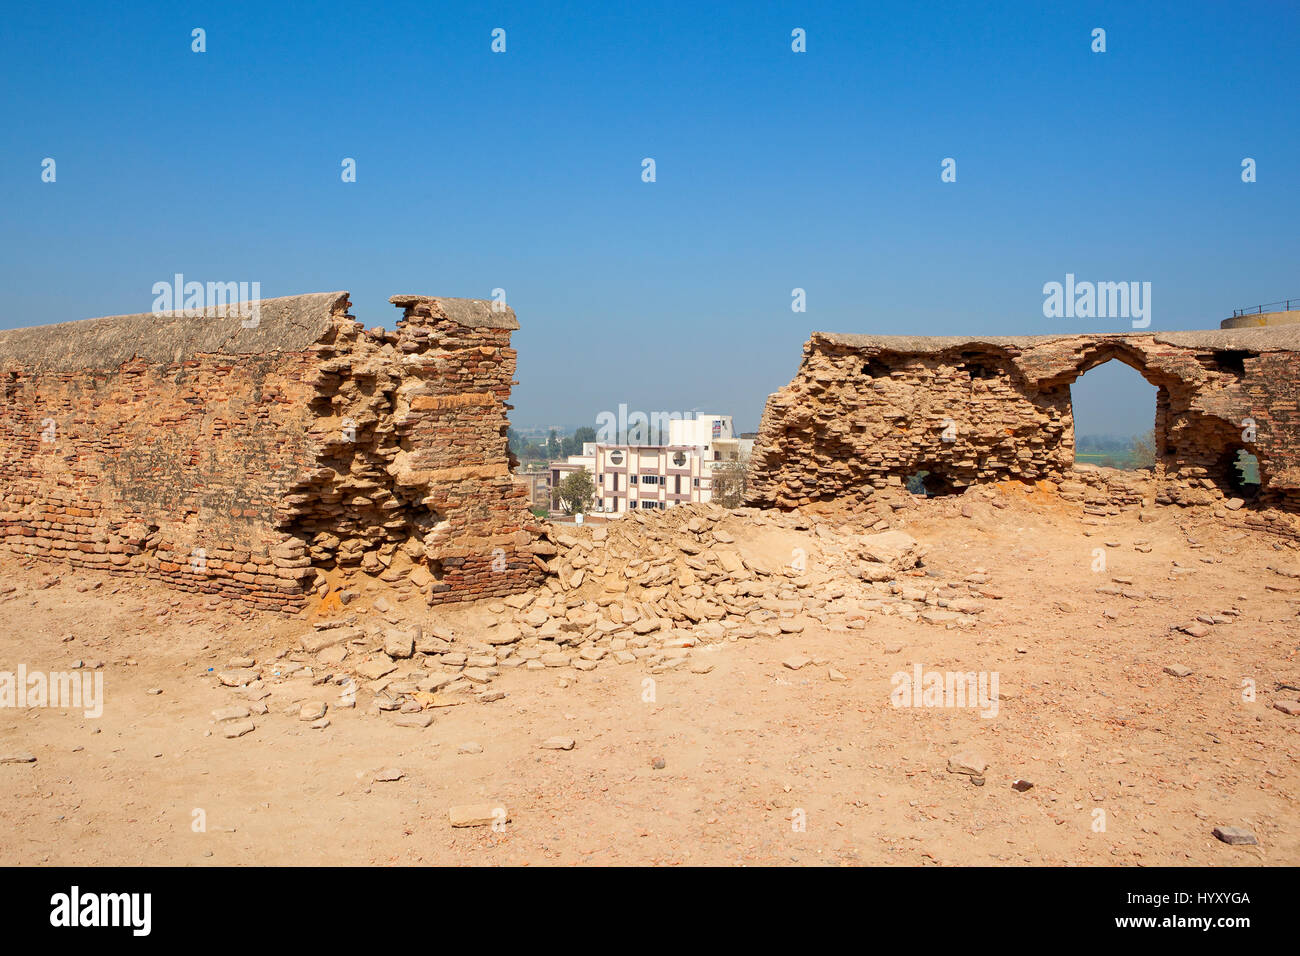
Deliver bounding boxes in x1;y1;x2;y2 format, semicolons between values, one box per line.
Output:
1231;298;1300;317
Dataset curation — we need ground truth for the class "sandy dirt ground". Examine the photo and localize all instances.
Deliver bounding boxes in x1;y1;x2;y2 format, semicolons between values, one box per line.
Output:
1;488;1297;866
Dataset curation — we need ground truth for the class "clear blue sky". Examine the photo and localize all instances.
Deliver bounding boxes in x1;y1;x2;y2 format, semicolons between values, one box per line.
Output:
2;0;1297;437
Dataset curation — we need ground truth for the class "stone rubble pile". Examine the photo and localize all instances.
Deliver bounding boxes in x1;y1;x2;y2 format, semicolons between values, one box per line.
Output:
205;502;1005;731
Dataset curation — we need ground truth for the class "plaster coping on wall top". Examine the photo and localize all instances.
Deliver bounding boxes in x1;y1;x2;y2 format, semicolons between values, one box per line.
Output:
0;291;352;371
389;295;520;331
814;325;1300;354
0;291;524;372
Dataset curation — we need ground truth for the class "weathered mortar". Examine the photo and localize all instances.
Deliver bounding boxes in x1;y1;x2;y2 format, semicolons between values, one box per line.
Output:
0;292;544;611
748;327;1300;529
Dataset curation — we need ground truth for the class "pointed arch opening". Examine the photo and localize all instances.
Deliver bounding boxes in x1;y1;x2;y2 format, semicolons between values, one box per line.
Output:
1068;350;1163;471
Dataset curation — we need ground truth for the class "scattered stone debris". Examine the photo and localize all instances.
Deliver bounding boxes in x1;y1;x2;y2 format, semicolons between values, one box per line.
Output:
1212;826;1258;846
394;713;433;728
947;752;988;777
218;668;260;688
449;804;506;828
299;702;327;721
222;719;256;739
199;504;1016;726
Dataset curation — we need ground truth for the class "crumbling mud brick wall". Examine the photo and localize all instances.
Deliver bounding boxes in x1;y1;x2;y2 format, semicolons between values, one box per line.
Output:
748;326;1300;523
284;294;544;605
0;292;543;613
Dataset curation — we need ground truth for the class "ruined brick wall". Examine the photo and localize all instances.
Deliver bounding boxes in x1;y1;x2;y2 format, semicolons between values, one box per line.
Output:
0;292;543;612
282;294;544;606
748;327;1300;520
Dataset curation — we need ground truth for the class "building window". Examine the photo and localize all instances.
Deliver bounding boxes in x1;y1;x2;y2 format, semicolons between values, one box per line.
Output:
693;478;699;487
630;474;637;484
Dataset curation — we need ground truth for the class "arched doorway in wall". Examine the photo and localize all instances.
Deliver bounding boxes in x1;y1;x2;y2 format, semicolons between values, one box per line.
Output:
1069;356;1162;470
904;466;961;498
1213;442;1262;500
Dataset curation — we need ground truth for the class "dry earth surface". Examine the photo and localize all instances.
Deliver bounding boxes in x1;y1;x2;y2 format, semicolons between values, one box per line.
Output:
1;483;1297;866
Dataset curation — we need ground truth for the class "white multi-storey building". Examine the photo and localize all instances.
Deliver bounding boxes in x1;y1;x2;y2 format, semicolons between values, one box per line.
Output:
549;414;754;515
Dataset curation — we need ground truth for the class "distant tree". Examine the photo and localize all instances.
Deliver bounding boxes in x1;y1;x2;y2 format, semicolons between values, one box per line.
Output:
710;455;750;508
1235;450;1260;486
1129;429;1156;469
557;470;595;514
1081;430;1156;470
562;426;597;458
517;425;602;462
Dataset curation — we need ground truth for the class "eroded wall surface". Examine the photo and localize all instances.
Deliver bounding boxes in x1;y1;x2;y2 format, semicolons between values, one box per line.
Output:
0;292;543;612
748;327;1300;525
